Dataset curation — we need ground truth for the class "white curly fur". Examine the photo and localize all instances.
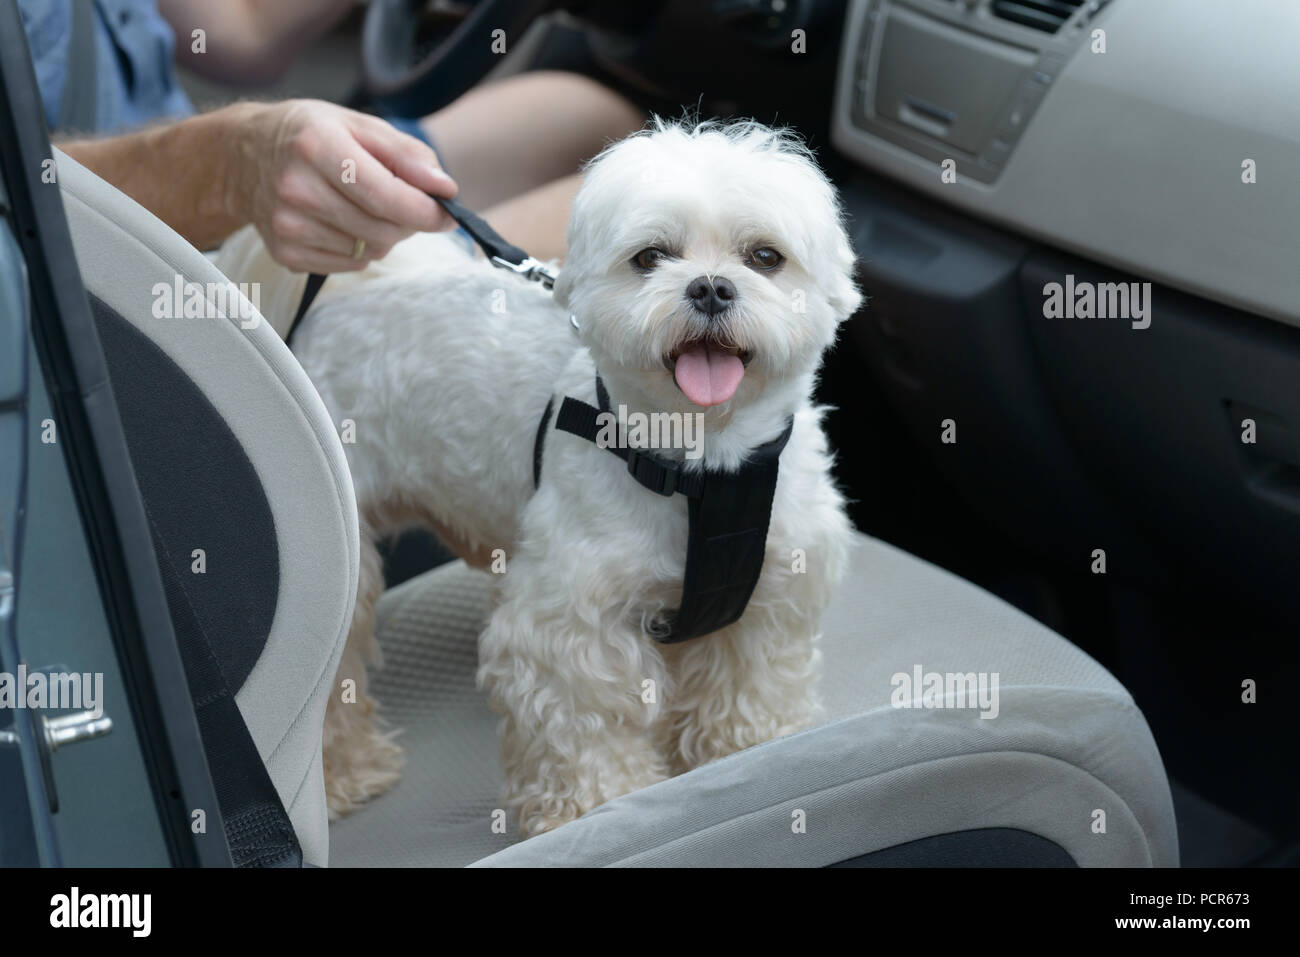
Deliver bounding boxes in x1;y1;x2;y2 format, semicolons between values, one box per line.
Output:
235;119;861;835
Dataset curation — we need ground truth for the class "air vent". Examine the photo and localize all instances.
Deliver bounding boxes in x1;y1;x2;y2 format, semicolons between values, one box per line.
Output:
990;0;1087;33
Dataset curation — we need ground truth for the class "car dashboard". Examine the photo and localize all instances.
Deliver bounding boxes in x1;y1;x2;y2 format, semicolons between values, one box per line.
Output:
832;0;1300;327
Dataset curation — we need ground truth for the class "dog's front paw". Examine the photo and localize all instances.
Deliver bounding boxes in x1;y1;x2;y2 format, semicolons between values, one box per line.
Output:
513;762;668;838
323;701;405;820
518;808;581;838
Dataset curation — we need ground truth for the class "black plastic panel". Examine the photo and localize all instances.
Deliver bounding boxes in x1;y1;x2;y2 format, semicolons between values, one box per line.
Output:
1023;252;1300;623
829;827;1076;867
841;177;1165;585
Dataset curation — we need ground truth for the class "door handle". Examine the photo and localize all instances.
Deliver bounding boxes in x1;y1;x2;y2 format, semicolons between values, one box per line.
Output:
0;710;113;751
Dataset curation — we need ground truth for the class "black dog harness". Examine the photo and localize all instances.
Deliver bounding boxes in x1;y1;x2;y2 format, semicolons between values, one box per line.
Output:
288;195;792;643
535;378;794;643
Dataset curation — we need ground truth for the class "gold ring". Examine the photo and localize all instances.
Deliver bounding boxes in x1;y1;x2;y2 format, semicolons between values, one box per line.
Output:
350;237;366;260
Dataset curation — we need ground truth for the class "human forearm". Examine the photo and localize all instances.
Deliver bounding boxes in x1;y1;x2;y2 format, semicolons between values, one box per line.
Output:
60;103;260;251
60;99;457;272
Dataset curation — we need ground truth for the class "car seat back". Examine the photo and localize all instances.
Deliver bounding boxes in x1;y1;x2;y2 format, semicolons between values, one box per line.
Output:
56;150;358;866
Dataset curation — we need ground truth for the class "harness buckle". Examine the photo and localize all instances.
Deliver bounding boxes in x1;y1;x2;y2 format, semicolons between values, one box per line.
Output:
490;255;557;290
626;448;678;496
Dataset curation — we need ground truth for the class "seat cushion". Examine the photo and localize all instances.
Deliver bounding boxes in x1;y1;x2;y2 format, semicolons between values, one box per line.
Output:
329;532;1178;867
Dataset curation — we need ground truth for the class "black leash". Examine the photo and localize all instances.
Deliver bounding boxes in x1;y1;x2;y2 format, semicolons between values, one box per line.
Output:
285;196;556;344
538;375;794;644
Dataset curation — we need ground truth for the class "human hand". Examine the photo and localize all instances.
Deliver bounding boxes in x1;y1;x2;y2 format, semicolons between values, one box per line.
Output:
228;99;458;273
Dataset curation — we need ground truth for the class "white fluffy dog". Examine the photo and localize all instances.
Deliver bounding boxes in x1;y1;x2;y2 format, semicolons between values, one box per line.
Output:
238;120;861;836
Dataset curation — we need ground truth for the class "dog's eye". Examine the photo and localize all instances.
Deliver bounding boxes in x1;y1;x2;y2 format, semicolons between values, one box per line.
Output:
632;247;667;271
747;247;784;272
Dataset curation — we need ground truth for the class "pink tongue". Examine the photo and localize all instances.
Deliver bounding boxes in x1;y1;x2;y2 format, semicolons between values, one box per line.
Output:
673;342;745;407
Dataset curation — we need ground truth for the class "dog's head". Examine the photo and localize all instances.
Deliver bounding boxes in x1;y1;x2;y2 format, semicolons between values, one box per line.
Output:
554;119;861;415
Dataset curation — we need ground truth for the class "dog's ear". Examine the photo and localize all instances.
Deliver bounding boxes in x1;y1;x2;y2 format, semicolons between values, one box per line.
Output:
828;269;864;323
825;225;864;322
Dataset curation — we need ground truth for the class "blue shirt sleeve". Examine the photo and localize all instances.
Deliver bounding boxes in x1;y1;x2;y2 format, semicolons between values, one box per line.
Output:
15;0;70;131
16;0;194;135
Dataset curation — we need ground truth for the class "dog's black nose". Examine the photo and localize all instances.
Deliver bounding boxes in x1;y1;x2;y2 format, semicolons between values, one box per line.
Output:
686;275;736;316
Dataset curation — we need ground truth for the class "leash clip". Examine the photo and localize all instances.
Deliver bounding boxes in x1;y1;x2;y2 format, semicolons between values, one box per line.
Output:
490;255;557;290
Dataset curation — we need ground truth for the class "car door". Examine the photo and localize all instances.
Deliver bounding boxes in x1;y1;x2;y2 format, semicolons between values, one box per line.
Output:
0;0;228;867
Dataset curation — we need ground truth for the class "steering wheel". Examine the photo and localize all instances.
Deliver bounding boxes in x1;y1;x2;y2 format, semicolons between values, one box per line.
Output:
363;0;556;119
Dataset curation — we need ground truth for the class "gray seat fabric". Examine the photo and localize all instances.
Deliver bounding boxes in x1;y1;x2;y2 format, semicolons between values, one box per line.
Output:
329;532;1178;867
57;151;360;866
